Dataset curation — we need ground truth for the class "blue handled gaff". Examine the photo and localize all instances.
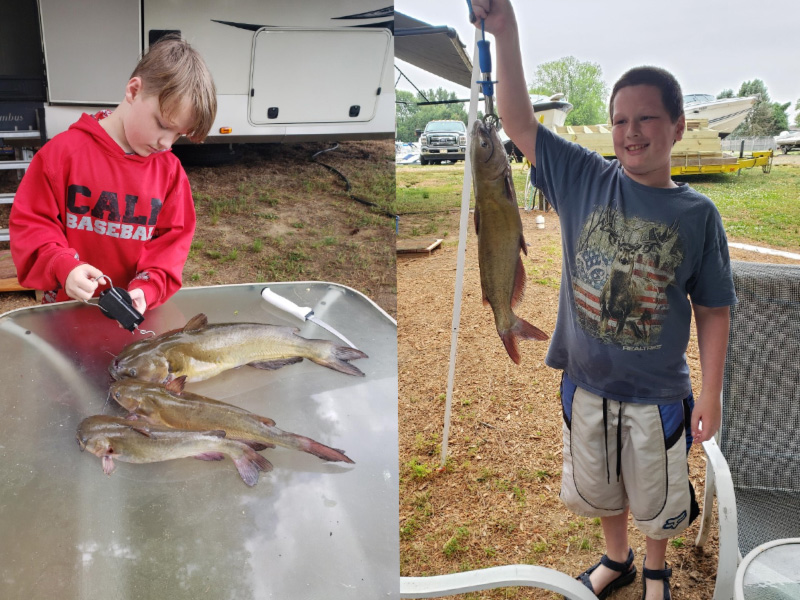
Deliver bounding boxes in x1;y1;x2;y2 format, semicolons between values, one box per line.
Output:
466;0;499;128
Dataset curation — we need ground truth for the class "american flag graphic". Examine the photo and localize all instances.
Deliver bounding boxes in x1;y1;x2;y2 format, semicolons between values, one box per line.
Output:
574;247;675;346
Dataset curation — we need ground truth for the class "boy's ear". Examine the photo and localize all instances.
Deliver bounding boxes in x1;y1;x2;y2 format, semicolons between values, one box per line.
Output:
673;114;686;144
125;77;144;104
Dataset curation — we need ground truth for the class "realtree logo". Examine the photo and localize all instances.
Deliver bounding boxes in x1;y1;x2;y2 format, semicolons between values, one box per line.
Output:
0;114;24;122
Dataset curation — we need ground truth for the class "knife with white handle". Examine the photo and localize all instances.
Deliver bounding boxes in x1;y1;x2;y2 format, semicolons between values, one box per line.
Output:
261;287;358;349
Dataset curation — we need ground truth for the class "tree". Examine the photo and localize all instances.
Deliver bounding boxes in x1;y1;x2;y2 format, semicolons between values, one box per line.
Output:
794;99;800;128
529;56;608;126
730;79;789;136
394;87;469;142
772;102;791;134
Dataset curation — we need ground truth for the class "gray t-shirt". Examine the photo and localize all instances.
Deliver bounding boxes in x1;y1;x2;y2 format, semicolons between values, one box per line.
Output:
533;124;736;404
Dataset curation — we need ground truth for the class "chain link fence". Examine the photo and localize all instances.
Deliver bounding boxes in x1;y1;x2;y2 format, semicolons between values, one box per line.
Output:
721;136;776;153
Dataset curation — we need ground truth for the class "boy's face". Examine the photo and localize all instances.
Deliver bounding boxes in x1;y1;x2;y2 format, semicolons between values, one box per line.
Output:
611;84;685;188
123;78;194;157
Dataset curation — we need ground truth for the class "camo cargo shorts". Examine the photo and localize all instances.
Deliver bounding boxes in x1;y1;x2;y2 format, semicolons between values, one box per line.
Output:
558;372;698;540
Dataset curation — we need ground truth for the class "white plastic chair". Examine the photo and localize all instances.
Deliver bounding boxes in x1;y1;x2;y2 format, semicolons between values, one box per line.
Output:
695;260;800;600
400;564;598;599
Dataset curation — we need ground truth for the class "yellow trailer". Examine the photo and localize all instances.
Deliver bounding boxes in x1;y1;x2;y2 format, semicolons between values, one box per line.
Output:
669;150;773;176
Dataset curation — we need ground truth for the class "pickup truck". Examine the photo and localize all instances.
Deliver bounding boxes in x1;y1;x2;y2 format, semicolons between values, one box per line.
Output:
776;130;800;154
417;120;467;165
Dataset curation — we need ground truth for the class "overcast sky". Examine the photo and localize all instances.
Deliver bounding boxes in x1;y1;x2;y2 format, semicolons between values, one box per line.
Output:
395;0;799;121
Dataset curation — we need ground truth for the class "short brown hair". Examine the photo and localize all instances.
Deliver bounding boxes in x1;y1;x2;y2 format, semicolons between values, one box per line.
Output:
131;35;217;142
609;66;684;124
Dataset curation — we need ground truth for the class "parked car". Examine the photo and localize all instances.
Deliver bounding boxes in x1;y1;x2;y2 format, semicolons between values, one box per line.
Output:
417;120;467;165
776;130;800;154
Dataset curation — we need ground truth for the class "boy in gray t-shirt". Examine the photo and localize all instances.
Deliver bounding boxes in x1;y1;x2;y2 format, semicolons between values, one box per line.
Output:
471;2;735;599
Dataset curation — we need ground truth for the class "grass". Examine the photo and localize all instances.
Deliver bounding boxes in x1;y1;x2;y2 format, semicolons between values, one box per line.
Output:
396;162;800;249
442;526;470;557
689;167;800;248
395;163;530;216
406;458;433;479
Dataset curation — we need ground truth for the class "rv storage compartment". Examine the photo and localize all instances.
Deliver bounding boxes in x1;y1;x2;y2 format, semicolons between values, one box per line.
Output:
249;28;391;125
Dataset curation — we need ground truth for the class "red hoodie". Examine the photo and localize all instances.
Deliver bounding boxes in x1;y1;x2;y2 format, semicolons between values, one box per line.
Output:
9;112;195;310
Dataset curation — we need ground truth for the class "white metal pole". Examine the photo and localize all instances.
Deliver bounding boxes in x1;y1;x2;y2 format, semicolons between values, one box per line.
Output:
440;29;483;467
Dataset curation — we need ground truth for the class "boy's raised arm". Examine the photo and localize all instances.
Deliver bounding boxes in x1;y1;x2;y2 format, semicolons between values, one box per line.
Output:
471;0;539;164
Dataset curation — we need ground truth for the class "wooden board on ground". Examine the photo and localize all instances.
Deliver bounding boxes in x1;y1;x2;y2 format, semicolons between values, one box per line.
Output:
0;249;29;292
0;278;27;292
396;238;443;255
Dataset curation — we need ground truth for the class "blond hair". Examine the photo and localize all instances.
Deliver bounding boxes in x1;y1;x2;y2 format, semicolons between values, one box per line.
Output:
131;35;217;143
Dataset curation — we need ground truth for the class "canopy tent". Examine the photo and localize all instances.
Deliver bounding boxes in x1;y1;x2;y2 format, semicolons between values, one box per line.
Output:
394;12;473;90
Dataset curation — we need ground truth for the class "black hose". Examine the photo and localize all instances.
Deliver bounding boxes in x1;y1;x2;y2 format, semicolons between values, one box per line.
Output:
310;144;398;225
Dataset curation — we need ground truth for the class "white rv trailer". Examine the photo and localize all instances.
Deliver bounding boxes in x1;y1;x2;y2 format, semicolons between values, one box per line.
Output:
5;0;395;144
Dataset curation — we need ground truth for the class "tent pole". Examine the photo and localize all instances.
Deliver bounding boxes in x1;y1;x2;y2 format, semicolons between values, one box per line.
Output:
440;29;483;468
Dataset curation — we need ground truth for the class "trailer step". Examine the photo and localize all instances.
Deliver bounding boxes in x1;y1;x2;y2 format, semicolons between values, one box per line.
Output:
0;193;14;205
0;160;31;171
0;229;9;243
0;130;41;140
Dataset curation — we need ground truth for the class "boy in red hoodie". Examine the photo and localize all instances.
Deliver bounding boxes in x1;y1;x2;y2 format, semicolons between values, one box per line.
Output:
10;36;217;314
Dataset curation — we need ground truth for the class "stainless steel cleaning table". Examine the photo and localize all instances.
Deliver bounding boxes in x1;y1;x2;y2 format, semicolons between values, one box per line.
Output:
0;282;398;599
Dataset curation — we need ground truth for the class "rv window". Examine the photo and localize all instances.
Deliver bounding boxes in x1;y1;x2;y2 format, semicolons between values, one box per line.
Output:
149;30;182;46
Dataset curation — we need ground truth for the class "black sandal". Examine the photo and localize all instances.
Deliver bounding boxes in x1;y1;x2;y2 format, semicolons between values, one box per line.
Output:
575;547;637;600
641;557;672;600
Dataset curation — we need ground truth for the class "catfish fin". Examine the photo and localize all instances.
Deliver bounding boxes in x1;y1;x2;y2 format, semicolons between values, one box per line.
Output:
512;317;549;343
193;452;225;461
511;255;527;308
290;433;356;464
519;233;528;256
256;415;276;427
504;167;517;205
183;314;209;332
248;357;303;370
499;316;549;364
233;439;275;451
102;455;116;475
165;376;187;395
307;345;368;377
128;422;152;437
233;447;273;487
474;204;480;235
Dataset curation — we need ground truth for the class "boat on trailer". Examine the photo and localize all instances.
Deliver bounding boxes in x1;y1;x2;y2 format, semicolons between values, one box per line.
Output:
503;93;574;161
683;94;757;138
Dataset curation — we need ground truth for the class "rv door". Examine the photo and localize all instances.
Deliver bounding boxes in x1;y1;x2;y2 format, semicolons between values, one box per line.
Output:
248;28;391;126
37;0;140;136
38;0;140;104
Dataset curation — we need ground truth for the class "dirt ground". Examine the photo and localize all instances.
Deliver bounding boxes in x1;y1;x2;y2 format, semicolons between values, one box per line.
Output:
396;162;799;598
0;139;396;317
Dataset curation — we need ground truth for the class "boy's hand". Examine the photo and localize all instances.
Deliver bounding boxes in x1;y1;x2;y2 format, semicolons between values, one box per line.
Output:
128;288;147;315
691;389;721;444
65;264;106;302
470;0;517;35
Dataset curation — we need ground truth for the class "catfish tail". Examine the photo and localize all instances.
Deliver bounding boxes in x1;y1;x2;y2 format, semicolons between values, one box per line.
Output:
499;316;549;365
309;343;368;377
295;434;355;464
268;427;355;464
232;446;273;487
